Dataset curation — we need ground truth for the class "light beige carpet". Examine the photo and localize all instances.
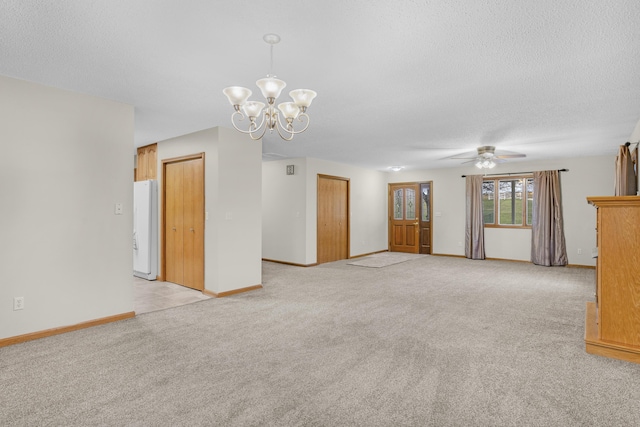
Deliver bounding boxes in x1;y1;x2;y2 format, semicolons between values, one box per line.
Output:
3;256;637;426
347;251;426;268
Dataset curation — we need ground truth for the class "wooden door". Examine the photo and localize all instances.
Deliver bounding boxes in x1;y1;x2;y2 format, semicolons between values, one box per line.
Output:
163;155;204;291
165;161;184;284
389;183;420;253
317;175;349;264
419;182;433;254
182;158;204;289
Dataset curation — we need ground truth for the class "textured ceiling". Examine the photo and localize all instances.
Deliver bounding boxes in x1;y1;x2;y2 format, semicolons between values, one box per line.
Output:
1;1;639;170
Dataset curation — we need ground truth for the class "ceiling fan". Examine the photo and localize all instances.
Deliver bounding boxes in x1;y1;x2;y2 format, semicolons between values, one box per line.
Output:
449;146;526;169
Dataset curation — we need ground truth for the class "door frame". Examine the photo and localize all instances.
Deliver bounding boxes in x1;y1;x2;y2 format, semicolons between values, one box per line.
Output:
388;181;433;253
317;174;350;264
160;152;205;287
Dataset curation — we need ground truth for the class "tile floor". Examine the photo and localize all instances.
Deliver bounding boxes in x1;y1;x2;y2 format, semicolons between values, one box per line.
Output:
133;276;211;314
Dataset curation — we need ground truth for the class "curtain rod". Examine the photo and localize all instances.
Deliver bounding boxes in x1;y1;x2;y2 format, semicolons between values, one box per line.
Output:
461;168;569;178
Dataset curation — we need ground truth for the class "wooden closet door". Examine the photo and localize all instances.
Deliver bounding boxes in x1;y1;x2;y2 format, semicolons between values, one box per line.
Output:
163;155;204;291
317;175;349;264
182;158;204;290
165;162;184;285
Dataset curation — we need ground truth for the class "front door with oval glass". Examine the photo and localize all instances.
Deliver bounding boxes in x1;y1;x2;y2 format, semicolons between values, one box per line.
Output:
389;183;420;253
389;182;432;254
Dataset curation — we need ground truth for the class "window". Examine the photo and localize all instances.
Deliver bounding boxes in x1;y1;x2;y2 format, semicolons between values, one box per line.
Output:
482;176;533;228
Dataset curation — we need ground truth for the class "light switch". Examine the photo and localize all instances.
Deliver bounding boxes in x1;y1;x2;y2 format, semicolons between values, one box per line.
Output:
225;212;232;220
115;203;123;215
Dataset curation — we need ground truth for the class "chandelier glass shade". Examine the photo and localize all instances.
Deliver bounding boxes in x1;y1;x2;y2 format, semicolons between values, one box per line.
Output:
223;34;317;141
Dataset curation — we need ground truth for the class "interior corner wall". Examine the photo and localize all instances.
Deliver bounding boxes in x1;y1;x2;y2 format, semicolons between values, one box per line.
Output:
305;158;388;261
156;127;261;294
0;75;134;340
390;155;614;266
262;157;388;265
262;158;309;265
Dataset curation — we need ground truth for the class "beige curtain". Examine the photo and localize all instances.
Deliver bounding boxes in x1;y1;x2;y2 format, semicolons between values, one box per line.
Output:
531;171;567;266
465;175;485;260
614;144;637;196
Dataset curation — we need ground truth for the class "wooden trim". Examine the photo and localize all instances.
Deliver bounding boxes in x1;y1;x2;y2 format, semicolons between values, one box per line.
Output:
431;253;466;258
482;175;533;228
348;250;389;259
585;301;640;364
485;257;530;263
203;284;263;298
432;253;595;269
387;180;426;186
484;224;532;229
262;258;318;267
587;195;640;207
317;173;351;182
567;264;596;270
0;311;135;348
162;152;206;165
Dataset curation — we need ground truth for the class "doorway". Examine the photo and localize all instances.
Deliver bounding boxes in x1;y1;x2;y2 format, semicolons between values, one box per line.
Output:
317;174;349;264
388;181;432;254
162;153;205;291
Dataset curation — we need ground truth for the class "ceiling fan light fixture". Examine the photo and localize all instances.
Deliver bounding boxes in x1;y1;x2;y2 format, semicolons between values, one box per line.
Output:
458;145;525;169
476;158;496;169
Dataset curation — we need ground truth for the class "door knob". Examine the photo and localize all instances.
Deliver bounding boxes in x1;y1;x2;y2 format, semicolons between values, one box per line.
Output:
172;227;176;231
190;228;194;232
413;222;419;225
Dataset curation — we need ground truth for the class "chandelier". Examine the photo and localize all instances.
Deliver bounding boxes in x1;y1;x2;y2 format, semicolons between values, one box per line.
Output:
223;34;317;141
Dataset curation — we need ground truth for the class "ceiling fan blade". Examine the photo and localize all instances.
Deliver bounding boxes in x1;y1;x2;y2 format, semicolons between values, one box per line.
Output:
495;154;526;159
449;151;479;159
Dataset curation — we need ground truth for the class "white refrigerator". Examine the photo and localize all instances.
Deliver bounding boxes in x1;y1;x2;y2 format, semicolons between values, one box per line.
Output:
133;180;158;280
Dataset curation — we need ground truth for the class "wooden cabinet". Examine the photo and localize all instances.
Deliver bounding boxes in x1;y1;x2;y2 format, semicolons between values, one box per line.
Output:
136;143;157;181
585;196;640;364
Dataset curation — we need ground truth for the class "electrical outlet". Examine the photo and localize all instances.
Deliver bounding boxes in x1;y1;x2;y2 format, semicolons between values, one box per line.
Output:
13;297;24;311
577;248;582;255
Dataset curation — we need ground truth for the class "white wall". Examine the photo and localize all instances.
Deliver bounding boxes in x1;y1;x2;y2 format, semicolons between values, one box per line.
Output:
262;157;388;265
0;75;134;340
262;158;309;265
156;127;262;294
392;155;615;265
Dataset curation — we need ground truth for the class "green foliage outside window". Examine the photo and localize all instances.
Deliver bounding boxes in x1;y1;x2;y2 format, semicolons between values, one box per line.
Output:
482;177;533;227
